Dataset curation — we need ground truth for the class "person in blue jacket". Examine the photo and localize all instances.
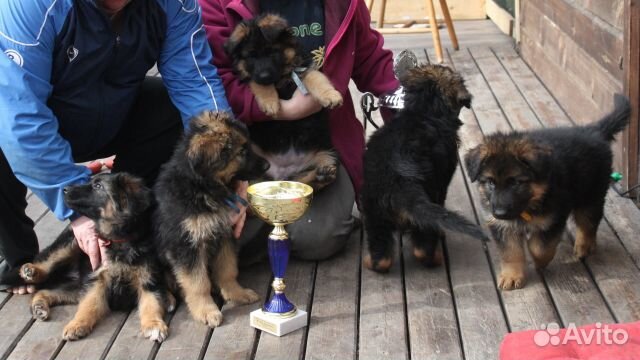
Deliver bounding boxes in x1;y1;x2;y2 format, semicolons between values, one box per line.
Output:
0;0;235;293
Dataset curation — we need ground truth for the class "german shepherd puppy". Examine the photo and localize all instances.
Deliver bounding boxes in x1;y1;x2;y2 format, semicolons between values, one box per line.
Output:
0;173;172;342
153;111;270;328
361;64;488;272
224;13;342;191
464;94;630;290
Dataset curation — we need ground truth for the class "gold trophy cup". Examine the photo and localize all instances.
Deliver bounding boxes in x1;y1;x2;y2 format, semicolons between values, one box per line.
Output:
246;181;313;336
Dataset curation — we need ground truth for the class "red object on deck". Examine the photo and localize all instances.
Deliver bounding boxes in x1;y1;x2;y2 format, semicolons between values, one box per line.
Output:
500;321;640;360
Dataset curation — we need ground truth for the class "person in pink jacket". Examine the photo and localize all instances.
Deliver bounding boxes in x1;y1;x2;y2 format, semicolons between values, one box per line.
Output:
200;0;400;260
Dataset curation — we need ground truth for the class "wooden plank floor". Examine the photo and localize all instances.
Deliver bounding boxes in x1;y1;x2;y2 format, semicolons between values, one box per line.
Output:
4;20;640;360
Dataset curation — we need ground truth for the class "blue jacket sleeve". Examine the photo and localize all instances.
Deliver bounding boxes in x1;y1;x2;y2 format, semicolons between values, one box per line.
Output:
0;0;91;221
158;0;231;126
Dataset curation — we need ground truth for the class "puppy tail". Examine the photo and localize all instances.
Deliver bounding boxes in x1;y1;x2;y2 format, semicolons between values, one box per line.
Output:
406;199;489;241
594;94;631;142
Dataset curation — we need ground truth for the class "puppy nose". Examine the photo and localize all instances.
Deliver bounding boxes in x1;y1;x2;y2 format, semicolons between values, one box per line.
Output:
63;186;70;194
261;161;271;172
256;71;274;83
493;208;508;217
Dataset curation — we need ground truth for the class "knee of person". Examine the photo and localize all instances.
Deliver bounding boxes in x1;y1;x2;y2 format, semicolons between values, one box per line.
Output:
291;220;353;261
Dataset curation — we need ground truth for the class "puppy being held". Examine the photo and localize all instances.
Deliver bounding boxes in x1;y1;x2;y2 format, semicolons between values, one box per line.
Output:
224;13;341;191
153;111;270;328
361;64;488;273
1;173;172;342
464;94;630;290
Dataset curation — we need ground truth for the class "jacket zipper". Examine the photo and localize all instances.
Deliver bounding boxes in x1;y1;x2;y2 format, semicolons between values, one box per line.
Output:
325;0;358;60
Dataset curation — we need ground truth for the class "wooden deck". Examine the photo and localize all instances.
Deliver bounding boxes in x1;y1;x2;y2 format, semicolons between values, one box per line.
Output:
4;20;640;360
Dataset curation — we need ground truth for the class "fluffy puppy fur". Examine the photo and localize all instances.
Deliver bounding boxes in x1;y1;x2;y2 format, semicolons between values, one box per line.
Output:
361;64;487;273
0;173;172;342
224;13;342;191
153;111;270;328
464;94;630;290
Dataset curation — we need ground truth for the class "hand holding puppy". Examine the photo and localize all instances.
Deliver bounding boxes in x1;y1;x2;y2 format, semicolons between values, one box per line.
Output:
70;216;107;270
276;89;323;121
229;181;249;239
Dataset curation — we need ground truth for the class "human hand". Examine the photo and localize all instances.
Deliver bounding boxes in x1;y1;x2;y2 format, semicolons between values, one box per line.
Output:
276;89;323;120
70;216;107;270
229;181;249;239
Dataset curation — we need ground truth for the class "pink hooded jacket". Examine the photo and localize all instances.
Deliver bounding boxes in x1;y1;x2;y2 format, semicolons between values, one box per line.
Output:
199;0;400;193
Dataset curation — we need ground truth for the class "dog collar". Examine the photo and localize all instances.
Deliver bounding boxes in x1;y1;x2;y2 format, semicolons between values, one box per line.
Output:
292;67;309;95
520;211;533;222
223;193;249;214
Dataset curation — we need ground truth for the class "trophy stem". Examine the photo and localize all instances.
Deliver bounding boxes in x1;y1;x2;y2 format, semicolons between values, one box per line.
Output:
263;225;296;317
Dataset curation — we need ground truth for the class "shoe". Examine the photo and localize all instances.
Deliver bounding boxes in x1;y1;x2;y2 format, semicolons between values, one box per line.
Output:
0;257;15;291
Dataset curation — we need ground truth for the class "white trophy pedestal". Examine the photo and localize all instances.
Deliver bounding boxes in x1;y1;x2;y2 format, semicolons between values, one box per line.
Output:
250;308;307;336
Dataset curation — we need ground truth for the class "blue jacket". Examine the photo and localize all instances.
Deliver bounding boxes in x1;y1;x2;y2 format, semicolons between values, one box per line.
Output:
0;0;230;221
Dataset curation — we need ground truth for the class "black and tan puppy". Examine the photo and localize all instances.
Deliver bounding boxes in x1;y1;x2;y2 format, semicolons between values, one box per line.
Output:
0;173;172;342
464;94;630;290
224;13;341;191
153;111;269;328
361;64;488;273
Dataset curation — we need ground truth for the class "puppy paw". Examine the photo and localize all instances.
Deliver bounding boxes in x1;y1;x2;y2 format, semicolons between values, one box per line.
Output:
31;301;50;321
226;288;260;305
574;241;596;260
192;306;223;328
311;165;338;190
141;320;169;343
20;263;44;284
62;321;92;341
413;247;443;268
317;89;343;109
258;99;281;117
166;292;177;313
363;254;393;273
497;271;526;291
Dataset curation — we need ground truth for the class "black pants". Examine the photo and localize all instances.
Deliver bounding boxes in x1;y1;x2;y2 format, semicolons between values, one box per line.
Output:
0;77;182;273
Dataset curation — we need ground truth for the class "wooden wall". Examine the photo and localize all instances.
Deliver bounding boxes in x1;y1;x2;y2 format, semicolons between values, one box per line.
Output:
518;0;628;177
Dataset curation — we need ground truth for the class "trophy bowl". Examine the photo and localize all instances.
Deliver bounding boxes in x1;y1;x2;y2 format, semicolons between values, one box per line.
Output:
247;181;313;226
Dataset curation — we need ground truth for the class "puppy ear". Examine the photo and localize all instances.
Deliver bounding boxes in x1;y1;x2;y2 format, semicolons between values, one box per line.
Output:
188;111;231;135
225;22;250;55
114;173;152;213
400;70;438;109
186;112;232;177
464;145;486;182
257;14;289;42
457;89;472;109
517;144;552;178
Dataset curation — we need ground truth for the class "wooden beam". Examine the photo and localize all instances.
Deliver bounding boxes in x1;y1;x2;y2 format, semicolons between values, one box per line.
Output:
376;27;435;34
624;0;640;193
486;0;514;36
439;0;459;49
426;0;444;63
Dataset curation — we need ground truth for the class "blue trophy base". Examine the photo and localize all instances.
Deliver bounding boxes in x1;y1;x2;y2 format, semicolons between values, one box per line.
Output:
250;309;308;336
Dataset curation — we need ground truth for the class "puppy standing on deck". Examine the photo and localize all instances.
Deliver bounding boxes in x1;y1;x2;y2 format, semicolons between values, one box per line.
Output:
0;173;172;342
153;111;270;327
224;13;342;190
464;94;631;290
361;64;488;272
